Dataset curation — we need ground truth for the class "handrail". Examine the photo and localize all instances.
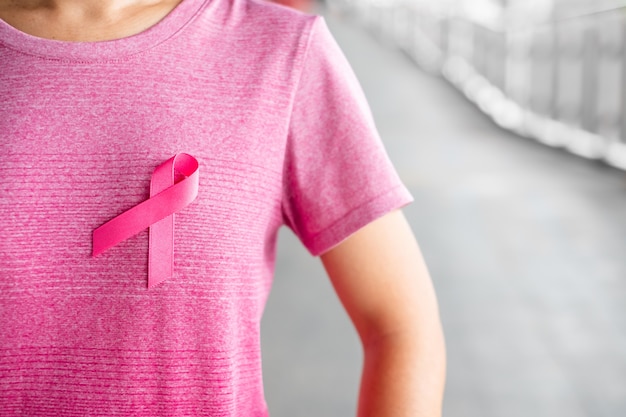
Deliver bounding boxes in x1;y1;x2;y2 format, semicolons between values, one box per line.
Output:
553;1;626;22
335;0;626;169
425;2;626;32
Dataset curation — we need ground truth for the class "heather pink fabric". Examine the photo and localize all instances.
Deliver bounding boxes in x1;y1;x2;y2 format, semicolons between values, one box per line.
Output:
0;0;413;415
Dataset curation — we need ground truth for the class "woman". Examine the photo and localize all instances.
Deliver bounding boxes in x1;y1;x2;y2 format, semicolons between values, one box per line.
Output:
0;0;446;415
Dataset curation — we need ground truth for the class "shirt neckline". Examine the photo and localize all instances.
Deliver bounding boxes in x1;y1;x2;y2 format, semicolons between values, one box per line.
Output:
0;0;209;61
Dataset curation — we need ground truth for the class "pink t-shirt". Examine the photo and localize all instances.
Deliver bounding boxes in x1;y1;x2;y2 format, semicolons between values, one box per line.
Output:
0;0;413;415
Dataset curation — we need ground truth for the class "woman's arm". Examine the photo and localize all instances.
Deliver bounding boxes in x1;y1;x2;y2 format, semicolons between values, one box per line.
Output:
320;209;446;417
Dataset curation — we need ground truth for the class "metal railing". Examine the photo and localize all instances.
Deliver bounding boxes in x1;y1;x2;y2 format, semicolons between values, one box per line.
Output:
328;0;626;170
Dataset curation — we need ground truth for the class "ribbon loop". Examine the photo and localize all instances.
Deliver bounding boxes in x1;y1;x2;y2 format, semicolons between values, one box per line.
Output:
92;153;199;288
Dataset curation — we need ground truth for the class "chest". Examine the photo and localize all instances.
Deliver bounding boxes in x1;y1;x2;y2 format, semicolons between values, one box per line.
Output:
0;58;290;288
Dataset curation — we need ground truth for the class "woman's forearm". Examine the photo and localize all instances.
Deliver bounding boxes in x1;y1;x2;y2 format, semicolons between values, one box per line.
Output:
357;327;446;417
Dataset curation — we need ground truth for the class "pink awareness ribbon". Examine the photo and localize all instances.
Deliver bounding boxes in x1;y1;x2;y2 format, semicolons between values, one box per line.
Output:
92;153;199;288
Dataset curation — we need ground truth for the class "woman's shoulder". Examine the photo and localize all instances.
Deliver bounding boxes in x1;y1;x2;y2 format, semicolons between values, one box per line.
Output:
218;0;320;37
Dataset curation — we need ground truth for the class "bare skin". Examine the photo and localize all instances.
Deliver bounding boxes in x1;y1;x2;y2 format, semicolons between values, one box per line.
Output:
0;1;447;415
0;0;182;41
321;209;446;416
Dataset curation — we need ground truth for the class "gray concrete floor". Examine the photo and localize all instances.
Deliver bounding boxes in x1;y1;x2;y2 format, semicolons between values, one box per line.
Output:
261;6;626;417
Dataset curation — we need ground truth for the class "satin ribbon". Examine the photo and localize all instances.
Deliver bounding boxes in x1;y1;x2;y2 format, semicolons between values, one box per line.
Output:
92;153;199;288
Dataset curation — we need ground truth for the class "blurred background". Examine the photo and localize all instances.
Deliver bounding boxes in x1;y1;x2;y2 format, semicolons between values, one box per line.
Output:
261;0;626;416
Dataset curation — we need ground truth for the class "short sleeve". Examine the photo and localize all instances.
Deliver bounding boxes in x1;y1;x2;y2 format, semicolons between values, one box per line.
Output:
281;16;414;256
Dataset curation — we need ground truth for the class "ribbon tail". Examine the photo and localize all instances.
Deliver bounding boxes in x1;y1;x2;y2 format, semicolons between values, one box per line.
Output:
148;154;177;288
148;213;174;288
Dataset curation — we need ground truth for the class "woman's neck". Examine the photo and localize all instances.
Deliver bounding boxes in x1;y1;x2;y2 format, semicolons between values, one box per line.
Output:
5;0;159;15
0;0;181;41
